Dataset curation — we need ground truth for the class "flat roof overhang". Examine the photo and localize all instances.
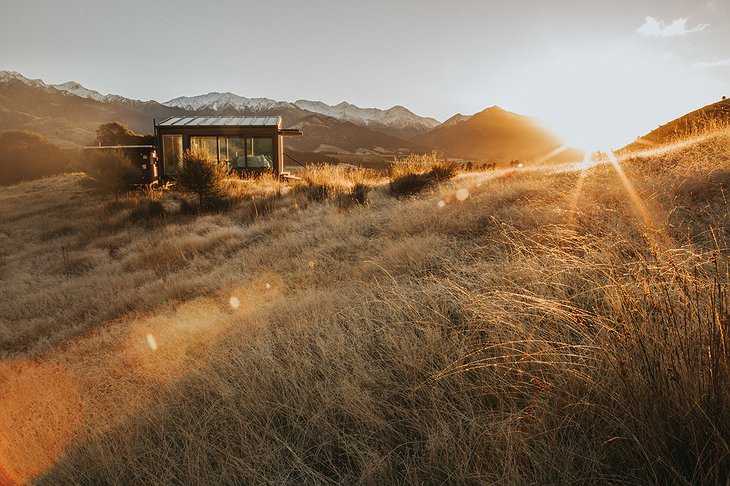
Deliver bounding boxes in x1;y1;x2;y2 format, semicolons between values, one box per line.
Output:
279;129;303;137
84;145;157;150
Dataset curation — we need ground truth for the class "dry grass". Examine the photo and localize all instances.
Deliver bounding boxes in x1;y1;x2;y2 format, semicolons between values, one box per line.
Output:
296;163;383;205
388;153;458;198
0;131;729;484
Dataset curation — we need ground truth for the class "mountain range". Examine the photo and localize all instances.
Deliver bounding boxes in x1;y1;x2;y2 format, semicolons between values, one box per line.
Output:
0;70;568;166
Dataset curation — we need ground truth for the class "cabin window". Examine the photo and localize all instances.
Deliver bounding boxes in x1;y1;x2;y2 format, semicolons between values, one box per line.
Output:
217;137;228;164
226;137;247;169
190;136;218;160
248;138;274;168
162;135;182;174
176;135;274;169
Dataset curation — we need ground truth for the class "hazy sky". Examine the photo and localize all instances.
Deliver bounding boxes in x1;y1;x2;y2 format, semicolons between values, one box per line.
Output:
1;0;728;148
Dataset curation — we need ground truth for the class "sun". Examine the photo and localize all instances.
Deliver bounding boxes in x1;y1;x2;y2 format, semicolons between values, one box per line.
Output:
557;125;620;155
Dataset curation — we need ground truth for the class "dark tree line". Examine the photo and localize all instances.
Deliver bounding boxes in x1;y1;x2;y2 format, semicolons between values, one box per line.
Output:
93;122;154;146
0;131;68;186
0;122;154;186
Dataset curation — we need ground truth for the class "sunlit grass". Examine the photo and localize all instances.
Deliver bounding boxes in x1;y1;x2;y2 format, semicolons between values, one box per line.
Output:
0;129;728;484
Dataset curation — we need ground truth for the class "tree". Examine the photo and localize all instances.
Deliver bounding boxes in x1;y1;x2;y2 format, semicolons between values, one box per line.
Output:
0;131;67;185
93;122;154;146
176;149;229;210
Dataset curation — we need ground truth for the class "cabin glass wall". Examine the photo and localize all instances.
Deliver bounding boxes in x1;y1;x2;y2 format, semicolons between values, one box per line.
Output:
218;137;228;165
190;137;218;161
162;135;182;174
226;137;247;169
248;138;274;168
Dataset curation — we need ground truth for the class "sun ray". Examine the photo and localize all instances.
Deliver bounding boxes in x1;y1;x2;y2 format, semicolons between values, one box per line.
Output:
565;151;593;227
605;150;673;249
532;144;574;165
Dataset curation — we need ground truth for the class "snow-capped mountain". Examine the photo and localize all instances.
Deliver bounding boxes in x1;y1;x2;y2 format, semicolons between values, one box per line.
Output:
162;94;440;134
163;92;291;112
0;71;440;136
293;100;440;132
53;81;108;102
0;71;49;90
0;70;138;103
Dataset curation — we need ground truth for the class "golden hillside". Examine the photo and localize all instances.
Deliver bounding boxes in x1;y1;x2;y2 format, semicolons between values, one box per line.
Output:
1;132;729;484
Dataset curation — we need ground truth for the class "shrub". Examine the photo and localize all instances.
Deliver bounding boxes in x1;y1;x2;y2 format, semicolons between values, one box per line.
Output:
86;150;139;198
0;131;67;185
176;149;229;210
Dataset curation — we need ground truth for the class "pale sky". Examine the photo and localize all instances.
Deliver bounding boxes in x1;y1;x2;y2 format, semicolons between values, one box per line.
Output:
1;0;728;149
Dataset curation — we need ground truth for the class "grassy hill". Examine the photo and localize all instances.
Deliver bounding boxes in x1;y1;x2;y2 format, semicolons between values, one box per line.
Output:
0;130;729;484
625;98;730;151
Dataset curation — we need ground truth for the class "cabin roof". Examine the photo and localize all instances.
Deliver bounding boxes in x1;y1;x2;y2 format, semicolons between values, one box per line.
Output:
156;116;281;127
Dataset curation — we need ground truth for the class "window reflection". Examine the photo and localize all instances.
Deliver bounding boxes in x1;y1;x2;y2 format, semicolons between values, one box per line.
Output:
190;137;218;160
227;138;247;169
162;135;182;174
249;138;273;168
170;136;274;170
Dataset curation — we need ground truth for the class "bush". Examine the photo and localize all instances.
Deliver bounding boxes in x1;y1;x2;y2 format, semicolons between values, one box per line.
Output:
86;150;139;198
176;149;229;210
0;131;67;185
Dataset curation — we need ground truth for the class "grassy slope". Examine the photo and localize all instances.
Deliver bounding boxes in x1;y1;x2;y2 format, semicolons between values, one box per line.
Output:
0;133;729;484
625;99;730;151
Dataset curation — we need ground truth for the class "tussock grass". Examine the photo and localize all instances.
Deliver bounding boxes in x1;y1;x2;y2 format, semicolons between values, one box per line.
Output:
0;130;729;484
297;163;382;205
389;153;458;197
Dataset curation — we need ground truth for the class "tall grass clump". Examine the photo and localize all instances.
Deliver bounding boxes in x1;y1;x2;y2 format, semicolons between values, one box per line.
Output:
176;148;230;210
298;163;381;204
594;248;730;484
389;153;457;197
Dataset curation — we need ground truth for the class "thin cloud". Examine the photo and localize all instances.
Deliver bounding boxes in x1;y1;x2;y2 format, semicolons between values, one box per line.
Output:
694;58;730;68
637;17;709;37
